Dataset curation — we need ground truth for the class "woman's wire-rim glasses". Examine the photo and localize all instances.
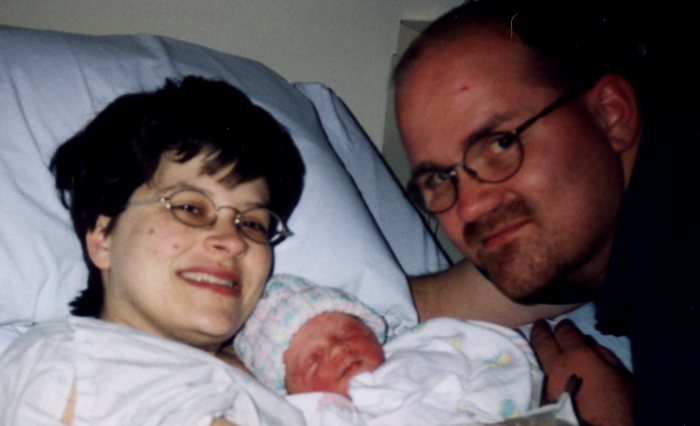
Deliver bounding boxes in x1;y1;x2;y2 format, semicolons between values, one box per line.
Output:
407;83;593;214
127;188;292;245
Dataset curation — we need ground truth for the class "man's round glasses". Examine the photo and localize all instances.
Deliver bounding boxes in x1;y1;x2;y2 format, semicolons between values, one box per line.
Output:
407;84;592;214
127;189;292;245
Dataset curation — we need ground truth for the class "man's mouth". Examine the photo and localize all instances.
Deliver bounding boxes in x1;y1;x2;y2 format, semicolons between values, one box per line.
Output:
465;199;535;253
480;219;530;251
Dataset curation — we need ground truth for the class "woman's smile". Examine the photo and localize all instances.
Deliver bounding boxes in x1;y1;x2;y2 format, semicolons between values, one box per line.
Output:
95;154;273;350
177;267;241;297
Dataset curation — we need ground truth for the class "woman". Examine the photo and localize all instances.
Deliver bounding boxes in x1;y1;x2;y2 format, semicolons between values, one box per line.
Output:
0;76;305;425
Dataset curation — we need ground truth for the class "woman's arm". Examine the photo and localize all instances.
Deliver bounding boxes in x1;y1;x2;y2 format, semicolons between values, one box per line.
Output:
61;376;241;426
61;379;76;425
410;259;581;327
212;419;237;426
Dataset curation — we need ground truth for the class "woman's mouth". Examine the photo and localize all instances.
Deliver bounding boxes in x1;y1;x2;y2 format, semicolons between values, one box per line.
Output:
178;270;240;297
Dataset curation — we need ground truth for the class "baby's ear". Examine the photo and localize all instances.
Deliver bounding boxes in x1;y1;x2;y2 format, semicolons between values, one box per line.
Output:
85;215;113;269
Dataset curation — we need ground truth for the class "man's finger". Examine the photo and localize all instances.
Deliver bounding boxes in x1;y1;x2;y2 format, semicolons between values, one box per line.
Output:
529;319;561;371
550;319;589;351
589;337;628;370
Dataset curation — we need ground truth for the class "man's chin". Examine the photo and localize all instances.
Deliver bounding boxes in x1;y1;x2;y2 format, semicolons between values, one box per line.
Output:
512;282;597;305
477;265;596;305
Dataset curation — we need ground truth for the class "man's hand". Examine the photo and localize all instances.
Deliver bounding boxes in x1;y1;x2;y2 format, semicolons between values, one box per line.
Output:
530;319;633;426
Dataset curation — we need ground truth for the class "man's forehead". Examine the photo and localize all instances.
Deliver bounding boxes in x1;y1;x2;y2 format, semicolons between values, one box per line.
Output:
397;34;548;173
404;25;538;86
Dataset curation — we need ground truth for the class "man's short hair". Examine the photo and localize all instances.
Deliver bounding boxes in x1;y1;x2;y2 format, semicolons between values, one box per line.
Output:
394;0;647;92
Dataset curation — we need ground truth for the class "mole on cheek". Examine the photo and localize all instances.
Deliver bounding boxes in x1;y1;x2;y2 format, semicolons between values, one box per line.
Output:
148;228;155;235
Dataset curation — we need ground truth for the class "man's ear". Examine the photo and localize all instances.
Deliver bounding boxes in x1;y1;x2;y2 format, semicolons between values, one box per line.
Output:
85;215;112;270
586;74;641;154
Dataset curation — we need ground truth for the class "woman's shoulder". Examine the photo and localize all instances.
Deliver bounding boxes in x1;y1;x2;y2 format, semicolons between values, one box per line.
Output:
0;318;80;420
0;316;155;365
1;317;77;359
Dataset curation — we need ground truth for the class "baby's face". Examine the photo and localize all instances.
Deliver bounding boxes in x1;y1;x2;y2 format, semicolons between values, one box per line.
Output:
283;311;384;397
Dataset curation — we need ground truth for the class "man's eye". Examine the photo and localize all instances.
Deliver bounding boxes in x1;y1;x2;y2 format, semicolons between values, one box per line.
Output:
425;171;451;188
487;134;517;154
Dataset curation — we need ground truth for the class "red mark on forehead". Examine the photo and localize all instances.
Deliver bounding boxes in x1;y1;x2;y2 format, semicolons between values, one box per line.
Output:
451;84;472;99
456;85;471;93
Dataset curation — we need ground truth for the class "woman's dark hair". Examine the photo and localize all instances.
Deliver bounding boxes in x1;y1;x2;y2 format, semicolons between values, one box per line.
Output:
51;76;305;317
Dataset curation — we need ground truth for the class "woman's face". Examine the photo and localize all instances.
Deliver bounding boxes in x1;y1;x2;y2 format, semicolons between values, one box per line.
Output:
87;153;273;353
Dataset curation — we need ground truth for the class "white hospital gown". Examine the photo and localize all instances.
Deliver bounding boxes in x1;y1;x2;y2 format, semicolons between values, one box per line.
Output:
0;316;304;426
288;317;543;426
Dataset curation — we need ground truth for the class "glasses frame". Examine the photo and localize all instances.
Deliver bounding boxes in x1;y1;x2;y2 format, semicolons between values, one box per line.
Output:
127;188;292;245
407;83;593;214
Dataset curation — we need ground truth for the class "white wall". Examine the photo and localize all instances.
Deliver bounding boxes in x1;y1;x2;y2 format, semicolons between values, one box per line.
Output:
0;0;462;149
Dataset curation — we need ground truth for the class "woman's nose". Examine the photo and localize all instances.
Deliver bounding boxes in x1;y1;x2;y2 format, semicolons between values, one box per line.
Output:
204;212;249;256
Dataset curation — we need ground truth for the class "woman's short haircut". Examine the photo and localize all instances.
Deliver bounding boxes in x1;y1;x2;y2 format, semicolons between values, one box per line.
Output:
51;76;305;317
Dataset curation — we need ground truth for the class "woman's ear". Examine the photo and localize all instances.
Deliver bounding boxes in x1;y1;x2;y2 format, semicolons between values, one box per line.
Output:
85;215;112;270
586;74;641;154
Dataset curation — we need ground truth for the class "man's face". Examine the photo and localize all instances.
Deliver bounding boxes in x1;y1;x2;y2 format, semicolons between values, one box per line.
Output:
396;29;628;302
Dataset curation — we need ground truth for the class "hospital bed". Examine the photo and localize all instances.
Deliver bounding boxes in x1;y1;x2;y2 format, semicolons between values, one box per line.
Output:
0;25;626;424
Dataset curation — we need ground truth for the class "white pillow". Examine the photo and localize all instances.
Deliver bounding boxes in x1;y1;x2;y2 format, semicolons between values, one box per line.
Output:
295;83;450;276
0;25;418;345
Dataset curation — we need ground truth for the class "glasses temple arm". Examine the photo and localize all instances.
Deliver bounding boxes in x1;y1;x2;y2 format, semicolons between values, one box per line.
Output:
514;82;595;135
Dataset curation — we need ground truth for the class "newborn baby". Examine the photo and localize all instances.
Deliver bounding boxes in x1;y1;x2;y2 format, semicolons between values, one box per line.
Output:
235;275;543;425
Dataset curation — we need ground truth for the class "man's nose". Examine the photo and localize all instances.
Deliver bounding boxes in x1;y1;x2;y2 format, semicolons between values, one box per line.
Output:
452;169;506;224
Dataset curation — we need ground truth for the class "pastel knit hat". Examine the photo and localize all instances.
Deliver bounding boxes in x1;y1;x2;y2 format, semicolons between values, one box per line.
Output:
234;274;387;394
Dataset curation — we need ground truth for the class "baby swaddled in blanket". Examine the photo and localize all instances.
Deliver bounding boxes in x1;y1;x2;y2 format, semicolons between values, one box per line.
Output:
234;274;547;426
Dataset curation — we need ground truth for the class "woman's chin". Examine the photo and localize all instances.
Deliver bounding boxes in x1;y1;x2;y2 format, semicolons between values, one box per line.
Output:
187;314;239;345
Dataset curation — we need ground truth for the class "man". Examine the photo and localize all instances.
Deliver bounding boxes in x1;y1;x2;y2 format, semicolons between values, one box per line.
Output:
393;1;699;425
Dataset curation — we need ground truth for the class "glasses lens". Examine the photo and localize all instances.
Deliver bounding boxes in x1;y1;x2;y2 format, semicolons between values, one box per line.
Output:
465;133;522;182
409;170;456;213
238;207;286;244
168;190;216;227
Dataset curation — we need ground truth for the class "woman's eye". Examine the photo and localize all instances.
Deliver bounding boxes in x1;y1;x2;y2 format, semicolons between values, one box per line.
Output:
239;218;273;240
174;203;204;216
240;219;268;233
